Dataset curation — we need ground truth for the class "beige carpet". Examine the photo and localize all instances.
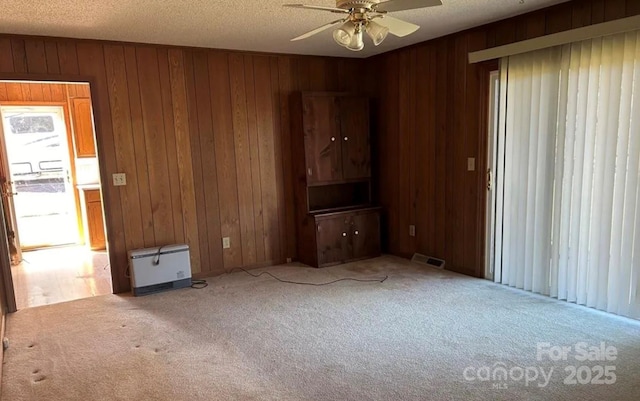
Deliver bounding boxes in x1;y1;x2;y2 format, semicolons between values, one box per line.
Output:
2;256;639;401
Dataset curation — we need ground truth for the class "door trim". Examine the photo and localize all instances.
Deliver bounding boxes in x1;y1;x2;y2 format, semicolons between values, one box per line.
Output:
474;60;500;279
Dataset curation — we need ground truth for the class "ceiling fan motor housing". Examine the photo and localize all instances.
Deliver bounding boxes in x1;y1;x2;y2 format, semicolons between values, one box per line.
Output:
336;1;380;10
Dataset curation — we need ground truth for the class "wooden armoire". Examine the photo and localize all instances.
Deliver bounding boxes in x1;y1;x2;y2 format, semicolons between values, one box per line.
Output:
291;92;381;268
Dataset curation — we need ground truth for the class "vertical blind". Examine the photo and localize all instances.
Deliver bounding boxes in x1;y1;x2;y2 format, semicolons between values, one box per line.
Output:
496;30;640;319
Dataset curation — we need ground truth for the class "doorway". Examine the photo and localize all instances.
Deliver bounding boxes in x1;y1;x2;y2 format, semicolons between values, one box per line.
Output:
0;81;112;310
1;105;79;248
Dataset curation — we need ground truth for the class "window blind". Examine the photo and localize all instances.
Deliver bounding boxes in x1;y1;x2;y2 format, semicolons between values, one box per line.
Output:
496;30;640;320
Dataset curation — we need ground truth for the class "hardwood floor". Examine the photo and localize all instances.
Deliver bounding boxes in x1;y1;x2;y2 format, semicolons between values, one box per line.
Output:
11;246;112;310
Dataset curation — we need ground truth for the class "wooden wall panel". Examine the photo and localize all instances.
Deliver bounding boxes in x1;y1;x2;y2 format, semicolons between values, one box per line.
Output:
0;39;13;73
254;57;280;262
167;49;201;274
24;39;47;74
183;51;210;274
373;0;640;277
157;49;185;246
276;57;296;260
228;54;257;267
243;56;266;264
0;82;66;103
123;46;155;249
10;39;27;73
136;47;176;248
208;52;242;272
103;45;146;257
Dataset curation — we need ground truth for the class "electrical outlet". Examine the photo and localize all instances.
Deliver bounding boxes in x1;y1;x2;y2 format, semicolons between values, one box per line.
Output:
409;225;416;237
222;237;231;249
286;257;292;263
112;173;127;186
467;158;476;172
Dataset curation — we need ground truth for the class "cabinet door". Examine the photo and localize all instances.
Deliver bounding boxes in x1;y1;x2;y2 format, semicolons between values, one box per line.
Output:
351;212;380;260
87;200;106;250
303;95;342;184
316;216;350;266
339;97;370;180
71;98;96;158
84;190;105;250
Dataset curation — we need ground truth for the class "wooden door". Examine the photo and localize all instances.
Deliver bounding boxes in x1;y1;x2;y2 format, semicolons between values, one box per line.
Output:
0;120;17;312
351;212;381;260
303;95;342;185
71;98;96;158
0;112;22;265
316;216;350;266
339;96;370;180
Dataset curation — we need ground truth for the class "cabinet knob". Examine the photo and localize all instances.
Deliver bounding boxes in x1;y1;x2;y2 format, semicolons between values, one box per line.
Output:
331;137;336;142
354;230;359;235
342;232;347;237
343;137;348;141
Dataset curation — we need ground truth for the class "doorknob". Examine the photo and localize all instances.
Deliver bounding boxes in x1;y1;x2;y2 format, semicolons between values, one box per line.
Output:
487;168;493;191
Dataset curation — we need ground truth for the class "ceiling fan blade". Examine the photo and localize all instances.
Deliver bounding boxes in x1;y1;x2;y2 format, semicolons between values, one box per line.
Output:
374;0;442;13
291;19;345;41
376;16;420;37
284;4;350;14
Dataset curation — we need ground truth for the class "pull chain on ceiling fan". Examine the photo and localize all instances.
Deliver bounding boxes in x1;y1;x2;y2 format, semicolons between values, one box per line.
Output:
284;0;443;51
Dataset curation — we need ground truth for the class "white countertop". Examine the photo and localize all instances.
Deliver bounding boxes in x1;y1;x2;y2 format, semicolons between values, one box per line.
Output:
76;183;101;191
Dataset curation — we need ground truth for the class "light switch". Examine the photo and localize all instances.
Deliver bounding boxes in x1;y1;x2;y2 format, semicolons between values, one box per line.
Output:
467;158;476;172
112;173;127;186
222;237;231;249
409;225;416;237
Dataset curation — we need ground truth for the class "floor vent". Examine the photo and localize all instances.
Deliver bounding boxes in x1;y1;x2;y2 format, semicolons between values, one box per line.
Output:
411;254;446;270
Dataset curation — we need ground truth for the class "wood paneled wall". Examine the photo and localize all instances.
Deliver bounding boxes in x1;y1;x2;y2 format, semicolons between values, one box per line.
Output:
0;0;636;296
372;0;640;277
0;82;64;102
0;36;364;293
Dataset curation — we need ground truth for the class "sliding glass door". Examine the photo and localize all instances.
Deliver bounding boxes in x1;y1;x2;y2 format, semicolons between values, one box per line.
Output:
492;30;640;320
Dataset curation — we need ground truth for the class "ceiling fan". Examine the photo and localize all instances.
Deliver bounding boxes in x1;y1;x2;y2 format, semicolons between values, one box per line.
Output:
285;0;443;51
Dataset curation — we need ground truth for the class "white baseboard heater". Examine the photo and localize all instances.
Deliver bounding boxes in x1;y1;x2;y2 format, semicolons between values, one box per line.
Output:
128;244;192;296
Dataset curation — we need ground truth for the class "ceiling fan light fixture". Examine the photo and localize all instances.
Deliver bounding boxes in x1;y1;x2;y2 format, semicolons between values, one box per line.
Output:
333;21;356;47
346;28;364;51
366;20;389;46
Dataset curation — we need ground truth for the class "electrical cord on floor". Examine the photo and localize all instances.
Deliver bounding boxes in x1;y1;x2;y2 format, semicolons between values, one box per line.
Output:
227;267;388;286
191;279;208;289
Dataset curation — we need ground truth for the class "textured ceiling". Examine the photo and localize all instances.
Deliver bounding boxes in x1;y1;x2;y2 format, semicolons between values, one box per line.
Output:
0;0;570;58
